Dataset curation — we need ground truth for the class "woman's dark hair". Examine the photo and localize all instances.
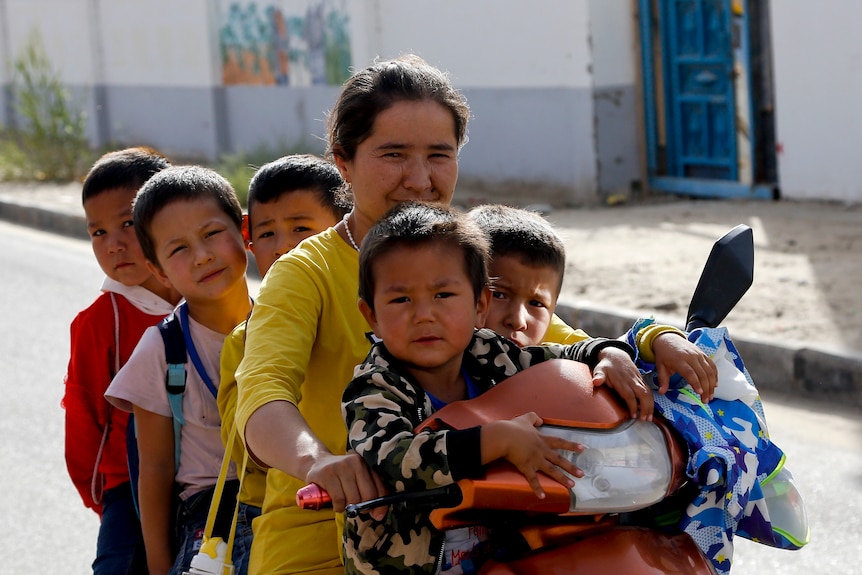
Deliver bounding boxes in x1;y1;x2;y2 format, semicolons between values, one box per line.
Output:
133;165;242;267
358;201;489;311
326;54;471;164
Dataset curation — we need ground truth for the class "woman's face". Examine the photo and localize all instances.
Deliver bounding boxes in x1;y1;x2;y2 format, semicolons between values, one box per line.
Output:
335;99;459;231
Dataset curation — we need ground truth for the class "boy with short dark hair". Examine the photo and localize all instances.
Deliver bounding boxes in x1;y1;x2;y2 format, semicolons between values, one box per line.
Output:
217;154;351;574
63;146;179;575
342;201;637;574
468;203;717;402
105;165;252;575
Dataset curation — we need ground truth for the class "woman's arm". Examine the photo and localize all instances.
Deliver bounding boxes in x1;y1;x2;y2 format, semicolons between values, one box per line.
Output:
246;400;383;513
133;406;176;575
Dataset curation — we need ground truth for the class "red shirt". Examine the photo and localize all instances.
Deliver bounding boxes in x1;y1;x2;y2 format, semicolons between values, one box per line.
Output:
62;291;169;514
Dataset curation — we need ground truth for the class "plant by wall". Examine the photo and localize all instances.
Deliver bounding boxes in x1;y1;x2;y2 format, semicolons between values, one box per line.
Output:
8;30;89;181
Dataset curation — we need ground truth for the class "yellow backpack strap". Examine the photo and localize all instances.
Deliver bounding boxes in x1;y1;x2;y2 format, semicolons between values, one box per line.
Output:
189;422;248;574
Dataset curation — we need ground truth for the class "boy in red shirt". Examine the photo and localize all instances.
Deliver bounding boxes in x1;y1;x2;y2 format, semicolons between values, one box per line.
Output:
63;147;181;575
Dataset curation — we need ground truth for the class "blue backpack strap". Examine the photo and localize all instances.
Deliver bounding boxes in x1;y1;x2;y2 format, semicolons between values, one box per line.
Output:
158;309;187;473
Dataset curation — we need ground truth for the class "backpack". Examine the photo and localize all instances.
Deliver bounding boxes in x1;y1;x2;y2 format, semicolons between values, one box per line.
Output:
126;309;187;516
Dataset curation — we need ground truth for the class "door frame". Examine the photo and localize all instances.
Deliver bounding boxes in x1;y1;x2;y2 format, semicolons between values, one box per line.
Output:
637;0;778;199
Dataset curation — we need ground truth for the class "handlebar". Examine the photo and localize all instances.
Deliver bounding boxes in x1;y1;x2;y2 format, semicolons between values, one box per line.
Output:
296;483;463;518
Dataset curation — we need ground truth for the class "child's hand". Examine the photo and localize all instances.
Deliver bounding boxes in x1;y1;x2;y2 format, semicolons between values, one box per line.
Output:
484;413;584;499
591;346;655;421
652;333;718;402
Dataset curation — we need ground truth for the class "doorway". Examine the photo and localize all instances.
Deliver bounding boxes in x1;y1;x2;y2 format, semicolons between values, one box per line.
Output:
638;0;778;199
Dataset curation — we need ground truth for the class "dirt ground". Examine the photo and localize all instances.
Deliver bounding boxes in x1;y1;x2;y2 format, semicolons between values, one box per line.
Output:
519;198;860;352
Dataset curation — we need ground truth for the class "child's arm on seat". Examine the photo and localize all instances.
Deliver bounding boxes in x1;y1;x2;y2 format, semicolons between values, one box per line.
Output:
133;406;177;574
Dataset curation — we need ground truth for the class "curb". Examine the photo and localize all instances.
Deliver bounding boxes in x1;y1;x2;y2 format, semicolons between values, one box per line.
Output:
555;301;862;408
0;197;88;241
2;195;860;408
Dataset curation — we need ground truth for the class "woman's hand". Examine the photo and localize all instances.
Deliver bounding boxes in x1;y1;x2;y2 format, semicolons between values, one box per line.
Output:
591;346;655;421
305;452;388;520
652;333;718;401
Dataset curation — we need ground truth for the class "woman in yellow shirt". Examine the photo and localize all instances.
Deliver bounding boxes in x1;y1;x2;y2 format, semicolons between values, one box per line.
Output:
235;54;472;574
234;54;660;575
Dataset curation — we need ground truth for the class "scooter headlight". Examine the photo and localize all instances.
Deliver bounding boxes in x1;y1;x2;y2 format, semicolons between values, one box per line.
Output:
541;420;672;513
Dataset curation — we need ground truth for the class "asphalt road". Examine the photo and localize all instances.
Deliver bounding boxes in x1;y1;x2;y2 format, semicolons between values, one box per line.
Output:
0;220;858;574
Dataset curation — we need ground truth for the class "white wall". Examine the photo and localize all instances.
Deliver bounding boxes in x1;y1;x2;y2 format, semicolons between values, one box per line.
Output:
589;0;636;89
772;2;862;203
4;0;94;83
1;0;216;86
98;0;216;87
588;0;641;196
368;0;593;89
0;0;646;203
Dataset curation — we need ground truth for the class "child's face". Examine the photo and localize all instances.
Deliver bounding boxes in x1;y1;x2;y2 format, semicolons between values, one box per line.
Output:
249;189;340;276
359;242;490;384
84;187;163;293
485;254;560;347
147;197;248;306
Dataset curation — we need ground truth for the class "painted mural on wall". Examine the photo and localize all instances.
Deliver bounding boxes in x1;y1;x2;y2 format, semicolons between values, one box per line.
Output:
219;0;351;86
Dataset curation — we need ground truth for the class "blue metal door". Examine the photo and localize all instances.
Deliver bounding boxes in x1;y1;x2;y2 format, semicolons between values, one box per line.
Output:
662;0;738;180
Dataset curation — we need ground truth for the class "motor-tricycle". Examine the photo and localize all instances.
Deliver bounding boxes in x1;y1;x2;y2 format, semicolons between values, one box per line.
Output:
298;224;807;574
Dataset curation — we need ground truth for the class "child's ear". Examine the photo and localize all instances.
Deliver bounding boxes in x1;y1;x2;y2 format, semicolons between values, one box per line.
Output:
241;214;251;249
475;286;492;329
145;259;173;289
358;298;378;334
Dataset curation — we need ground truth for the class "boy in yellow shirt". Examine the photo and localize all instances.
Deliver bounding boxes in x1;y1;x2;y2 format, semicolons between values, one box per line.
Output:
468;204;718;407
217;155;351;574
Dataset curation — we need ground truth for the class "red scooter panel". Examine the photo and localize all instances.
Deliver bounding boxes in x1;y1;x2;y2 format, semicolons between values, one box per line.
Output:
478;527;716;575
416;359;629;433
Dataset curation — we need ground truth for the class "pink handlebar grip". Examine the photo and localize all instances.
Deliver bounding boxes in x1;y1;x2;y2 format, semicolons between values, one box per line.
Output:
296;483;332;510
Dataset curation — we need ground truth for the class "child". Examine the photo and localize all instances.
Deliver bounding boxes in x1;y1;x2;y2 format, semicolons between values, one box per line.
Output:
468;203;718;402
105;165;252;575
63;146;180;575
469;205;802;574
341;201;638;574
216;154;351;574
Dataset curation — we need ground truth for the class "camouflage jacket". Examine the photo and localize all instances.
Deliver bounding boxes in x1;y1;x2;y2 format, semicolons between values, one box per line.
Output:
341;328;634;574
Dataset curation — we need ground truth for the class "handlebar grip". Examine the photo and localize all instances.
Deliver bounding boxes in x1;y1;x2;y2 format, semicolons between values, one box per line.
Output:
296;483;332;510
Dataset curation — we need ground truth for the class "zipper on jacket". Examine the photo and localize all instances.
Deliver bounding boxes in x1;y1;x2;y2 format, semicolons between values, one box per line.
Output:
434;536;446;574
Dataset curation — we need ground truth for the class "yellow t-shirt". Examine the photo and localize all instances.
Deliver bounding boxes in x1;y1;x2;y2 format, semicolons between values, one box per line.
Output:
217;321;267;508
235;228;371;575
544;311;681;357
543;313;590;344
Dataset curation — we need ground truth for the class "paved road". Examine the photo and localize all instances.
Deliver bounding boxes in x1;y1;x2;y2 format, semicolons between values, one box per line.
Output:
0;220;857;573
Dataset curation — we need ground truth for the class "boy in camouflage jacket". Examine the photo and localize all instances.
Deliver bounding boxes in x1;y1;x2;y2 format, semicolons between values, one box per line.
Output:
341;202;637;574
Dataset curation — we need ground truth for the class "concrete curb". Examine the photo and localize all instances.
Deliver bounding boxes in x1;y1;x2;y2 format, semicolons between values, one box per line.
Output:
2;194;860;408
0;196;88;241
555;301;862;408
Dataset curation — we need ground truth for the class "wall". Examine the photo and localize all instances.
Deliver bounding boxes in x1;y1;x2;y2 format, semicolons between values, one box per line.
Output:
0;0;646;204
367;1;600;203
771;2;862;203
589;0;641;198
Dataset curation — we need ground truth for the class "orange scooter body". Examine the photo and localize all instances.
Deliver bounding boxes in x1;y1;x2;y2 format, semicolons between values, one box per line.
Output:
480;527;713;575
414;359;715;575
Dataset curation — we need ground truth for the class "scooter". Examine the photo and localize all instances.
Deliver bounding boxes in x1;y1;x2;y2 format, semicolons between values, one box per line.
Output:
298;224;787;574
